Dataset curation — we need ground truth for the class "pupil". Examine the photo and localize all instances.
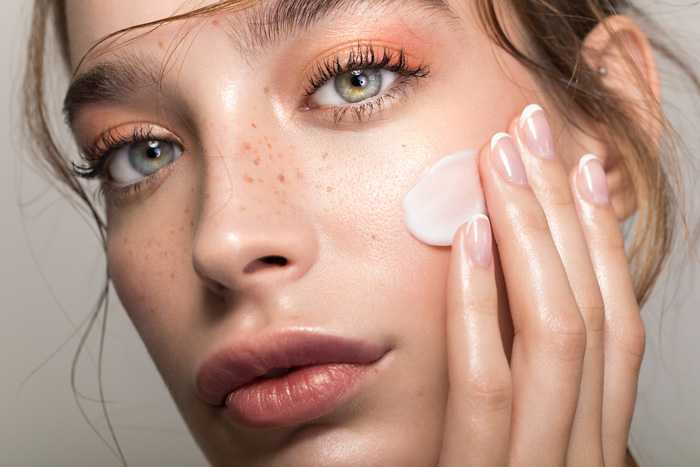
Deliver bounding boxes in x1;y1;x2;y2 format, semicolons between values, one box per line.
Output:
146;145;162;159
351;74;368;88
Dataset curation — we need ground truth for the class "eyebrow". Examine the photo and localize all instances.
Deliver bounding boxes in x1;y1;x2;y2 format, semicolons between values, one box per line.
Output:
63;0;450;126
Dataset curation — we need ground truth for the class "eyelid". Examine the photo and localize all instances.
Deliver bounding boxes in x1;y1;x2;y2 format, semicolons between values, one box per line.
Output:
300;42;431;125
75;123;182;180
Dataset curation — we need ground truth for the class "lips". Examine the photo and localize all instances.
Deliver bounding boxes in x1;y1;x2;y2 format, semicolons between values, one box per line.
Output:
195;331;386;429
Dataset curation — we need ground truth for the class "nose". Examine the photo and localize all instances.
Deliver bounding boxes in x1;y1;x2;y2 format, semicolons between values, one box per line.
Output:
192;167;319;296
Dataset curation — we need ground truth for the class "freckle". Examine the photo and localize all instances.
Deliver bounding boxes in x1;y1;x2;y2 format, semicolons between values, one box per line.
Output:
258;178;264;183
158;41;164;50
296;170;303;179
240;206;246;211
253;157;260;165
244;175;254;183
276;210;282;215
184;208;190;214
372;235;377;240
252;123;257;128
170;272;175;279
277;153;283;159
147;240;153;247
264;136;269;141
327;186;333;192
180;226;184;232
402;144;407;148
206;193;211;199
258;140;263;145
322;152;328;159
190;221;195;227
264;86;270;94
274;189;280;196
254;149;259;155
212;19;219;25
253;106;257;110
157;241;162;247
278;174;285;183
267;143;272;149
316;183;322;189
289;145;295;149
128;250;133;257
243;142;251;150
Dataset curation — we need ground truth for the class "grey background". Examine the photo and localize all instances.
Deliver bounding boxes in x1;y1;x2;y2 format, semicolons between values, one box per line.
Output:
2;1;699;465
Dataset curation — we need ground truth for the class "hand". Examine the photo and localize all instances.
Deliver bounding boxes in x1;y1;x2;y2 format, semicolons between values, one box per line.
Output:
438;105;645;466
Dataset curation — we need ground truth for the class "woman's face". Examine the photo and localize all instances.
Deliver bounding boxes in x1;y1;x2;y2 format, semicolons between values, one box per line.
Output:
65;0;558;464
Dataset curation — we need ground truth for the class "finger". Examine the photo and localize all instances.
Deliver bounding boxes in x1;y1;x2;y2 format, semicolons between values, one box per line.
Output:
481;131;586;466
571;154;645;467
515;105;605;465
439;216;511;467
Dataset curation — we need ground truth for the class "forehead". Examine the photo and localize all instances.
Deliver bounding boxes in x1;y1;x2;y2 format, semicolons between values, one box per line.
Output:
64;0;221;65
64;0;455;69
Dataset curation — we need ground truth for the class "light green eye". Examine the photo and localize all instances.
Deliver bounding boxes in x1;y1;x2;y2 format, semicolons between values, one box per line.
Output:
334;69;382;103
108;140;183;184
311;68;399;106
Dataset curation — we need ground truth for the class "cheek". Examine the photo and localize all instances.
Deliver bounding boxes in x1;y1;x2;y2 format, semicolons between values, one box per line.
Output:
105;186;199;368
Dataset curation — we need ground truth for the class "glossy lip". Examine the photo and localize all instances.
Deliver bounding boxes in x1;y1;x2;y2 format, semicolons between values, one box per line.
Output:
195;330;387;427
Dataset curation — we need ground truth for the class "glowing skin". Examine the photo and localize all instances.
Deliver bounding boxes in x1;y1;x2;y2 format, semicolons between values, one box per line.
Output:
63;0;603;464
402;150;485;246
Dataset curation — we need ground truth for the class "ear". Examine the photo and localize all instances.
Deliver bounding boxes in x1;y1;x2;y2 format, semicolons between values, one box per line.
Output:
580;15;660;220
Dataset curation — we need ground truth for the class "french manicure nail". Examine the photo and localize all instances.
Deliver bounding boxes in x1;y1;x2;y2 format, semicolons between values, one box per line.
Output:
466;214;492;268
578;154;610;205
519;104;557;159
491;132;528;186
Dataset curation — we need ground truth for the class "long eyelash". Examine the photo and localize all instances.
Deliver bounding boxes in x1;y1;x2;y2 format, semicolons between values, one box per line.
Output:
304;42;430;124
73;126;158;180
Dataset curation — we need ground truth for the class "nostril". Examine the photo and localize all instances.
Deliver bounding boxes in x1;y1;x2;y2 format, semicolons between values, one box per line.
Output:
243;255;289;274
259;255;288;267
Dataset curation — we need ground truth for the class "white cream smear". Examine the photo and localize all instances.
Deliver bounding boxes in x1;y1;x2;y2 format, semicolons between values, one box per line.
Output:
402;150;486;246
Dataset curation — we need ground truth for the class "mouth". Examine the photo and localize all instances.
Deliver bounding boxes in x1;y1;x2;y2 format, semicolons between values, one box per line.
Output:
195;330;386;429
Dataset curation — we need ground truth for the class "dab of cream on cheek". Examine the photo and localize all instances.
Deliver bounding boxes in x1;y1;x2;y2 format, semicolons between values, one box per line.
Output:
402;150;486;246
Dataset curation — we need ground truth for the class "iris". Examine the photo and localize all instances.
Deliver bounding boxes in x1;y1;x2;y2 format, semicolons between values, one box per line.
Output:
334;69;382;103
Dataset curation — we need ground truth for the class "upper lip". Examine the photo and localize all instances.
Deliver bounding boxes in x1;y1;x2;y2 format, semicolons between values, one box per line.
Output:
195;329;386;406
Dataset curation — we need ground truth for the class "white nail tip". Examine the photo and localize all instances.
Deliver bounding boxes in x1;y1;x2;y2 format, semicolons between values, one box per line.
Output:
519;104;544;128
491;132;511;152
402;150;486;247
578;154;600;173
467;214;490;232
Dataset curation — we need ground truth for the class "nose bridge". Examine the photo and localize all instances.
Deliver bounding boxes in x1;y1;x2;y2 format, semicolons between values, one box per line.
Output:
191;128;319;294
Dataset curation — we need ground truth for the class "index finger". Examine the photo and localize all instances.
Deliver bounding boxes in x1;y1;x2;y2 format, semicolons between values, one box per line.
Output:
439;216;511;467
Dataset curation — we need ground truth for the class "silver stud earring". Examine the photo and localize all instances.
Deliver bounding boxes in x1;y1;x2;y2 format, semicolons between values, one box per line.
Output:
598;66;608;76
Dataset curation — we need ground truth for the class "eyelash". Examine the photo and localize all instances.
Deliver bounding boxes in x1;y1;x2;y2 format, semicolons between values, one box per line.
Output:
74;125;175;203
74;43;431;201
303;43;431;124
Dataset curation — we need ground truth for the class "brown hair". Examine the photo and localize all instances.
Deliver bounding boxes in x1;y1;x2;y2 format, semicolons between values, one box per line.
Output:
22;0;696;464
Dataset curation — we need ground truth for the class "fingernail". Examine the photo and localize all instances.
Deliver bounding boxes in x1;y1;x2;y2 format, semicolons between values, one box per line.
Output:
519;104;557;159
466;214;492;267
491;133;528;186
578;154;610;205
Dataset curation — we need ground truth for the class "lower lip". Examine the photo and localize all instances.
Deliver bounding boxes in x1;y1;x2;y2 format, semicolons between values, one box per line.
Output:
226;362;376;429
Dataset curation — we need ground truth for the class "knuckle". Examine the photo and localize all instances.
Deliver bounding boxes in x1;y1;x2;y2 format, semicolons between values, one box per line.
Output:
538;311;588;363
609;316;647;368
541;180;575;208
517;208;550;235
464;370;512;412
